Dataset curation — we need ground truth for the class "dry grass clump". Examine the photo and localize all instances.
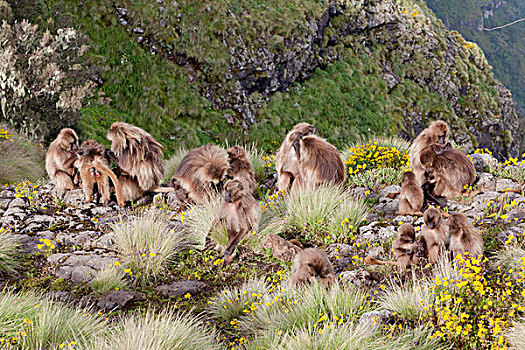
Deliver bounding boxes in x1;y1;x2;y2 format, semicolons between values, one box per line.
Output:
262;185;368;244
506;321;525;350
185;193;222;250
0;126;45;185
378;281;434;322
112;212;188;283
0;228;19;274
91;310;219;350
0;290;106;349
90;266;130;296
163;147;188;183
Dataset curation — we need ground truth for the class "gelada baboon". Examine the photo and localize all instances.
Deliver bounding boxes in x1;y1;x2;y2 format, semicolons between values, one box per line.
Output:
398;171;424;216
448;213;483;259
169;145;229;204
410;120;450;185
275;123;316;191
294;135;345;191
74;140;125;207
227;145;256;195
417;207;447;264
46;128;80;194
290;248;336;288
364;224;420;269
107;122;165;201
211;179;261;258
419;143;476;198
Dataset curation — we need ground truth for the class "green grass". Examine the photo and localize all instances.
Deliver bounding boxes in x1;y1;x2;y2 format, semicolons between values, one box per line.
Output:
0;290;107;349
90;266;130;297
185;193;222;250
348;167;405;189
0;126;45;185
378;280;434;322
112;212;189;284
0;229;19;274
91;310;219;350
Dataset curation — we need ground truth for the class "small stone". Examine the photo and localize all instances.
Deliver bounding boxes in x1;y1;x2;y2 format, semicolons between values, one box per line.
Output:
496;179;521;193
8;197;29;209
97;290;146;310
262;233;302;262
393;215;414;225
339;269;382;289
379;185;401;198
359;310;393;327
476;173;496;191
70;266;96;283
470;153;498;172
155;281;207;297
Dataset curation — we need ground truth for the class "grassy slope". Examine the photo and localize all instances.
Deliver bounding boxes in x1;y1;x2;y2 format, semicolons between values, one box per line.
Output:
426;0;525;113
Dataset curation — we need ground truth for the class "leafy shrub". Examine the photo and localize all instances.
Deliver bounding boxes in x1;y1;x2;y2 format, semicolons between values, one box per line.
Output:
0;126;45;184
112;212;188;283
344;139;409;177
0;20;94;143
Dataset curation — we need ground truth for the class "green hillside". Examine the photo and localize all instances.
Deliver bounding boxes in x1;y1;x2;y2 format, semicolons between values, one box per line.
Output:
3;0;523;159
426;0;525;115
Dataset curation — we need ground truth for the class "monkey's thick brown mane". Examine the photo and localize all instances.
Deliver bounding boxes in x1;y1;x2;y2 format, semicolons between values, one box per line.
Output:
300;136;345;184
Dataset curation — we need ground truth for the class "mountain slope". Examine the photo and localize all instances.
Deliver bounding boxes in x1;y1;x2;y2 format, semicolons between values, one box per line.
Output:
5;0;523;158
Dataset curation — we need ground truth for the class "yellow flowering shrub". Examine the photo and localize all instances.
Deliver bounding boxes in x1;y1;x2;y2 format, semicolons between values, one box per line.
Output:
344;140;409;176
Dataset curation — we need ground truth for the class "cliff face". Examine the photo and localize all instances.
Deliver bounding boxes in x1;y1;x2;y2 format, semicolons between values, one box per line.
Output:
8;0;523;158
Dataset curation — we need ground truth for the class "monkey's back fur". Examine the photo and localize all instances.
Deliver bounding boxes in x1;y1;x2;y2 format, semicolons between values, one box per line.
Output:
448;213;483;259
107;122;164;192
46;128;79;193
410;120;449;185
296;135;345;190
171;145;229;204
398;171;424;215
291;248;336;288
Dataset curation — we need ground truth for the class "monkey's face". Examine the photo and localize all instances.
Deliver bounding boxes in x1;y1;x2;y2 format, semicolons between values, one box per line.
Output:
306;258;332;281
401;171;416;185
431;121;450;144
292;123;316;136
419;147;436;167
447;214;465;235
398;223;416;242
227;145;246;160
424;208;442;229
59;129;79;151
224;180;245;203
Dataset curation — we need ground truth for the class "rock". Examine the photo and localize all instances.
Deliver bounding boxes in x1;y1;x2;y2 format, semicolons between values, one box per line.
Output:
48;253;71;265
62;189;86;205
496;179;521;193
378;185;401;198
262;233;302;262
496;225;525;244
376;199;399;216
55;266;73;280
361;226;396;243
359;310;394;327
97;290;146;310
48;291;74;303
366;246;385;259
350;187;377;200
472;191;500;205
8;197;29;209
155;280;207;297
393;215;414;225
70;266;96;283
477;173;496;191
339;269;382;289
470;153;498;172
92;233;116;249
56;230;98;247
504;210;525;225
326;243;353;259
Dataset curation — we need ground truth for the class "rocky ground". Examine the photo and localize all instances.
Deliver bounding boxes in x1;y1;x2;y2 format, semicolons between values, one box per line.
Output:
1;151;524;319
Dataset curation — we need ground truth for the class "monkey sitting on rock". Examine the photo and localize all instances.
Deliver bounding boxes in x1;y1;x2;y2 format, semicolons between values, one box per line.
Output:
46;128;80;195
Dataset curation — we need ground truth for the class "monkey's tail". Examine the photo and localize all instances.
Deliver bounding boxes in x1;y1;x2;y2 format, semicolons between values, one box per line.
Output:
363;256;398;266
151;186;175;193
93;160;125;207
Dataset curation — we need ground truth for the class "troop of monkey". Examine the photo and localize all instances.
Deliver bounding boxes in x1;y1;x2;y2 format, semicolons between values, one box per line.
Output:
45;119;482;287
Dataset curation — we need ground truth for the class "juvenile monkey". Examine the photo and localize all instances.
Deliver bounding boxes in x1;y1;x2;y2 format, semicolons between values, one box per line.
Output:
448;213;483;259
410;120;450;185
418;207;447;264
107;122;165;201
290;248;336;288
227;145;256;195
398;171;424;215
74;140;125;207
364;224;420;269
170;145;229;204
211;179;261;258
294;135;345;191
419;143;476;198
46;128;80;194
275;123;316;192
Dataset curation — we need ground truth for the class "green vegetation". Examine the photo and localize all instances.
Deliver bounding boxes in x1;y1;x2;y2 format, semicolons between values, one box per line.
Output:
90;266;130;296
426;0;525;114
0;228;19;274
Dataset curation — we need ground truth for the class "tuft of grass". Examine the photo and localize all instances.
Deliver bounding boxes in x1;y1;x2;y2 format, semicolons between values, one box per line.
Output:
185;193;222;250
90;266;129;297
163;147;189;183
0;125;45;185
370;326;445;350
0;228;19;274
0;290;106;349
378;281;434;322
265;185;368;244
92;310;219;350
208;278;271;325
348;167;405;189
112;212;188;283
